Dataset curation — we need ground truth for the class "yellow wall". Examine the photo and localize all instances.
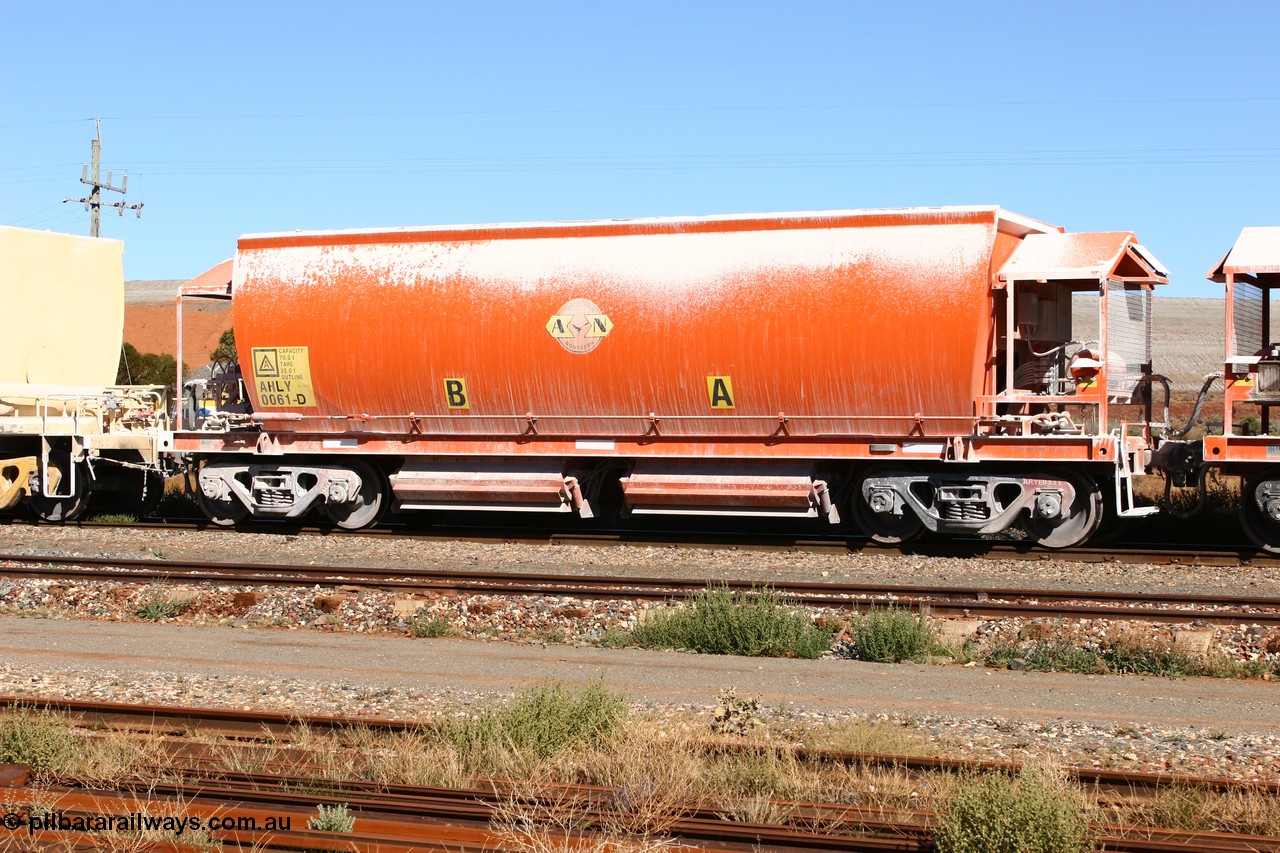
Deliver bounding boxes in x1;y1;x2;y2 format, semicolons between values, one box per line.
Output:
0;227;124;386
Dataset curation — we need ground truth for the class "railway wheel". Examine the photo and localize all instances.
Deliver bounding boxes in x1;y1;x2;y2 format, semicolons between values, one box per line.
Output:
196;462;250;527
1088;479;1128;546
850;469;924;545
321;462;388;530
1238;468;1280;553
197;489;249;527
30;461;90;522
1020;468;1103;549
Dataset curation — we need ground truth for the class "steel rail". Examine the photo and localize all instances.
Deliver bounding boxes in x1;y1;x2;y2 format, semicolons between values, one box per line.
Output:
3;552;1279;627
4;786;509;853
73;729;1280;817
82;768;1280;853
4;696;1275;851
9;780;927;853
7;515;1280;567
5;696;1277;799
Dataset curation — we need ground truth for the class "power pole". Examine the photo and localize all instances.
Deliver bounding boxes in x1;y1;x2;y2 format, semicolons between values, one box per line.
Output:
63;118;143;237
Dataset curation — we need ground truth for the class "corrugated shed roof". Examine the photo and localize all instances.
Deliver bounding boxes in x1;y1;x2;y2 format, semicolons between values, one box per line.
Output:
999;232;1167;283
180;259;234;298
1208;227;1280;279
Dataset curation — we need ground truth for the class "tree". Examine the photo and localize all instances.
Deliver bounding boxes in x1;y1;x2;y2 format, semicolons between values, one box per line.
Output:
117;343;184;393
210;328;237;364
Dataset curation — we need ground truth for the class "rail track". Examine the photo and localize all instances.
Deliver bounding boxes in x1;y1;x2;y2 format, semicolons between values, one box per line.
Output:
2;552;1278;627
12;786;1272;853
1;696;1275;853
6;696;1278;798
5;514;1278;567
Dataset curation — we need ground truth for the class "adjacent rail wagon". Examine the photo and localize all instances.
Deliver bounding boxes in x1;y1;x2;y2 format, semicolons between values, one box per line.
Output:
173;206;1169;547
1198;227;1280;550
0;227;168;520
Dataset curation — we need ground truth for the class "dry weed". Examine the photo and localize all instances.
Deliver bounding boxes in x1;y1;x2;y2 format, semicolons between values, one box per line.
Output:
489;776;679;853
804;718;938;757
63;731;168;786
576;719;702;837
350;730;468;788
717;792;795;825
1106;783;1280;836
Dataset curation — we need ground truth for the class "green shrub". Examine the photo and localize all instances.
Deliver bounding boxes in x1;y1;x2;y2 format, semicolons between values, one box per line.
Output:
307;802;355;833
1197;656;1280;679
408;614;456;638
935;768;1093;853
135;590;193;622
136;601;179;621
87;513;138;524
983;639;1105;674
116;343;181;392
594;627;633;648
980;631;1275;680
1100;633;1198;677
632;586;832;659
0;708;84;777
437;680;627;762
851;606;935;663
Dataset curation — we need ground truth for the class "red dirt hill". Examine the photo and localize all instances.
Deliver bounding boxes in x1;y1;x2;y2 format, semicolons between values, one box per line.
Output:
123;281;231;371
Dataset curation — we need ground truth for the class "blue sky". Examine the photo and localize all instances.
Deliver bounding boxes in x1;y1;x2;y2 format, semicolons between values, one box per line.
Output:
2;1;1276;296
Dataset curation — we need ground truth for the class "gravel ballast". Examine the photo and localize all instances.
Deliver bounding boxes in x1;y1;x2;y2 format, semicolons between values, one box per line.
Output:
0;523;1276;782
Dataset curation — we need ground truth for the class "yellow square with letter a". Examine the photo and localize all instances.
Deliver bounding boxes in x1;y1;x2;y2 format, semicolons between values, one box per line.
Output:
706;375;735;409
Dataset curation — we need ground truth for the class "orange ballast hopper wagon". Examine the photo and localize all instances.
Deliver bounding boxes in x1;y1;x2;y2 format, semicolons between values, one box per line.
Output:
176;206;1168;545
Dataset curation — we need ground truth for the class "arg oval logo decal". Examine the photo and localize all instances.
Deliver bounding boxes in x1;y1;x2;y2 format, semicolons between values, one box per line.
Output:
545;298;614;354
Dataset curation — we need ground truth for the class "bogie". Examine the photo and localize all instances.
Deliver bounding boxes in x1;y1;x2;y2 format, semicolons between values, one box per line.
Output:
1239;469;1280;553
850;465;1104;549
195;460;390;531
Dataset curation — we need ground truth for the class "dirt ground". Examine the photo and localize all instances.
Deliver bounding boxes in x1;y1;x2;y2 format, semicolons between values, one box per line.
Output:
123;300;231;368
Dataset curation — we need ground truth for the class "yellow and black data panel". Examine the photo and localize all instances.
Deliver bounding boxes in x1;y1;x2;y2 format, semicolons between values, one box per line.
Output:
706;375;735;409
250;346;317;409
443;377;470;410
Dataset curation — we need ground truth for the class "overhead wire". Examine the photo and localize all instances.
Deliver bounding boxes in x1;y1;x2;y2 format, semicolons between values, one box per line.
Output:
15;208;87;230
3;201;65;226
83;93;1280;121
2;94;1278;130
2;147;1276;185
